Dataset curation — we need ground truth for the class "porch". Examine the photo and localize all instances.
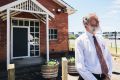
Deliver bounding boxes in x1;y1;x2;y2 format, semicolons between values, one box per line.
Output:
10;57;45;69
0;57;63;80
0;0;55;69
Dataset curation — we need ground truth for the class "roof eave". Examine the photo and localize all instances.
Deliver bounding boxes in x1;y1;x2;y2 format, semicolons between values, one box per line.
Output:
53;0;76;15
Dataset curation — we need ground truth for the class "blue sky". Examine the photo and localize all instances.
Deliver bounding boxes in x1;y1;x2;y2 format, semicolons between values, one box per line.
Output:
64;0;120;33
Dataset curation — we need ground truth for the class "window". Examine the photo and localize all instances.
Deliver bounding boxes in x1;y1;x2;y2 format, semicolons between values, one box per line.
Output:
49;29;58;40
12;20;18;26
29;21;40;56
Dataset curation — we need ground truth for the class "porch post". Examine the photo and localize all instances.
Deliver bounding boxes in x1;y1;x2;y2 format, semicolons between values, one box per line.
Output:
46;14;49;62
7;9;10;70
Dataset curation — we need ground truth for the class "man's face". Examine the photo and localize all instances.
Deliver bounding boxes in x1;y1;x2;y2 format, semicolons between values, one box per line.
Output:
89;18;99;27
87;18;99;33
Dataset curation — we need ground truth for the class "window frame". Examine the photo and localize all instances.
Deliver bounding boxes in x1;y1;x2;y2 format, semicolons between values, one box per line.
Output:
49;28;58;40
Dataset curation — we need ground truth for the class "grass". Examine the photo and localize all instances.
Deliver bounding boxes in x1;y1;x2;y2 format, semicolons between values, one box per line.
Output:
108;46;120;56
69;39;120;56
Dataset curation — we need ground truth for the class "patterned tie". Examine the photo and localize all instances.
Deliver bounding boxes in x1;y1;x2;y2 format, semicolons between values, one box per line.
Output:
93;36;108;74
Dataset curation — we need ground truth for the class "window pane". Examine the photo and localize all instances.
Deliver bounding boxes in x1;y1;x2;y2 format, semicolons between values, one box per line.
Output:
30;21;34;26
35;27;39;32
35;39;39;44
35;51;39;56
35;33;39;38
30;45;34;50
12;20;18;26
30;51;34;56
49;35;51;39
51;35;54;39
19;20;23;26
49;29;51;34
30;27;34;32
54;35;57;39
54;29;57;34
35;45;39;50
30;33;34;41
51;29;54;34
35;22;39;26
24;21;29;26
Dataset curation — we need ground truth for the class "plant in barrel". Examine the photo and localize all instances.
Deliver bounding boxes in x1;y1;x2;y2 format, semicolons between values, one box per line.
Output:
68;57;78;75
41;59;59;79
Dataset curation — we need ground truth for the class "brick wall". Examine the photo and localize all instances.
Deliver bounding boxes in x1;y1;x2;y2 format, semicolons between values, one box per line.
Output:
0;0;69;61
38;0;69;54
0;19;6;62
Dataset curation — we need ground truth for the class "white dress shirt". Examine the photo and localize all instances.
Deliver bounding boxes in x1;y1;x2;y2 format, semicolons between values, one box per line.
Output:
75;31;112;80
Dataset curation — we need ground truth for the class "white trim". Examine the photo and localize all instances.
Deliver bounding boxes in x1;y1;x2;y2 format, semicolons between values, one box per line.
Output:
46;14;49;62
11;17;39;21
0;0;55;18
32;0;54;18
11;18;40;59
49;28;58;40
7;9;10;70
10;8;47;14
0;12;7;17
2;12;21;21
53;0;72;9
53;0;76;15
11;26;29;59
0;0;28;12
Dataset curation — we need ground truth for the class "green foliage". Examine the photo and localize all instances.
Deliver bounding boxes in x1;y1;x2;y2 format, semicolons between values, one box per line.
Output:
68;57;75;64
69;34;76;39
47;59;58;66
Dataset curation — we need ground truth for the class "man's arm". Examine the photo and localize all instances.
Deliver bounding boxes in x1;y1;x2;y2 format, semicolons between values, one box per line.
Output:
101;36;112;78
101;36;112;77
75;39;97;80
106;48;112;77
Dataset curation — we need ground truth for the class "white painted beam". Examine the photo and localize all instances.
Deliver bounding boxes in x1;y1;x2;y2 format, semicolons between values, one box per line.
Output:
0;12;7;17
7;9;10;70
10;8;47;15
46;14;49;62
2;12;21;21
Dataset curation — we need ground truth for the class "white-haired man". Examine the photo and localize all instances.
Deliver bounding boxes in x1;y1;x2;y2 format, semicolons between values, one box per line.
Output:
75;13;112;80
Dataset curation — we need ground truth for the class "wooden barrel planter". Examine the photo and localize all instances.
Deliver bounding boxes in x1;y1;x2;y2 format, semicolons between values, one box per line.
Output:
41;62;59;79
68;57;79;76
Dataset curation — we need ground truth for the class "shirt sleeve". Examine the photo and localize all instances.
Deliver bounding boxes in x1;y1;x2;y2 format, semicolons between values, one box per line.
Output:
75;39;97;80
106;47;113;76
101;36;113;76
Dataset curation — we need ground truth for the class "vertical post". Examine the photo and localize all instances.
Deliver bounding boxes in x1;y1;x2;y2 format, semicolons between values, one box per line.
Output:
115;31;117;55
8;64;15;80
62;57;68;80
7;9;10;70
46;14;49;62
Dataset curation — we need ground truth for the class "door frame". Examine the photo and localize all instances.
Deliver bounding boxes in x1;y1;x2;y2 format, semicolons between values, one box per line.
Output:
11;17;40;59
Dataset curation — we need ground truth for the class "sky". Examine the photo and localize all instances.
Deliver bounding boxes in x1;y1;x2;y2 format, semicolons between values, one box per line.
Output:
64;0;120;33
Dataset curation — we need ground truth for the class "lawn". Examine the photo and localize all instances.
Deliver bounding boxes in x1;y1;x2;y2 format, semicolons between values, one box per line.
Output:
108;46;120;56
69;39;120;56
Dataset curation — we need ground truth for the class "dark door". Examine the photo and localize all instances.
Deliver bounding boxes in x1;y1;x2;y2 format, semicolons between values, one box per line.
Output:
13;28;28;57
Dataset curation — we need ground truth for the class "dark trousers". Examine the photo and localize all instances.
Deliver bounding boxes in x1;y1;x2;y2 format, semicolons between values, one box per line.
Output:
78;74;110;80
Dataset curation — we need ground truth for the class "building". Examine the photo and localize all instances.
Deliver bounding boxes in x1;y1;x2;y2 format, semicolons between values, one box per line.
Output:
102;31;120;39
0;0;76;68
69;32;74;35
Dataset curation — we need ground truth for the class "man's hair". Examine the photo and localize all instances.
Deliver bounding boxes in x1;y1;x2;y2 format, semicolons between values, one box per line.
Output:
83;16;89;28
83;13;99;28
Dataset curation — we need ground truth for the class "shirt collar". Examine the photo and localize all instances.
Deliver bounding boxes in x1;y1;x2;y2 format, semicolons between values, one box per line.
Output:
85;30;96;39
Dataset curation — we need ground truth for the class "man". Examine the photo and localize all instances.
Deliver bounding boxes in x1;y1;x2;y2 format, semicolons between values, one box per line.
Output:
75;13;112;80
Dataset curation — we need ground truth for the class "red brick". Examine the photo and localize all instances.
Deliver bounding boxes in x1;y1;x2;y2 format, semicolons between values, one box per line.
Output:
0;0;69;61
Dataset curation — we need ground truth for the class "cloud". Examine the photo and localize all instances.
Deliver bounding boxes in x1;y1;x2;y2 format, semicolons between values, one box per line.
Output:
102;0;120;18
110;0;120;13
113;0;120;5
